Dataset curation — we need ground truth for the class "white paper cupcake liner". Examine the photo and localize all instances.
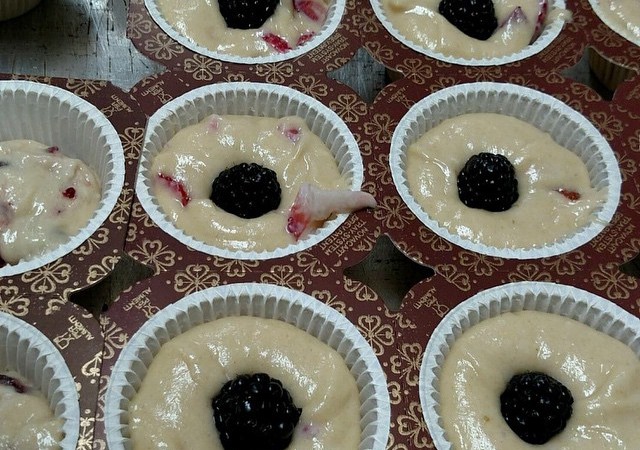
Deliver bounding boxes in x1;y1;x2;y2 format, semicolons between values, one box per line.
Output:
104;282;390;450
0;0;40;21
0;80;126;276
588;0;640;47
136;81;364;260
370;0;568;66
389;81;621;260
420;281;640;450
144;0;345;64
0;311;80;449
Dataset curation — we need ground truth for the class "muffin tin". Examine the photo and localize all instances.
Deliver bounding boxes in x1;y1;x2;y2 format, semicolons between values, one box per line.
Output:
1;0;639;448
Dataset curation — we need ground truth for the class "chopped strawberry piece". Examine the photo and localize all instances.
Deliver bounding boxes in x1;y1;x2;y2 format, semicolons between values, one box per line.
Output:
262;33;291;53
62;187;76;199
557;188;580;201
297;31;315;47
158;173;191;206
278;123;302;142
294;0;327;23
533;0;548;41
500;6;527;28
46;146;59;154
208;115;221;132
287;203;308;240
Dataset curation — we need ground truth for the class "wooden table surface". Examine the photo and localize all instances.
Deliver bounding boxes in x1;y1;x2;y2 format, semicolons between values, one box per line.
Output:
0;0;603;315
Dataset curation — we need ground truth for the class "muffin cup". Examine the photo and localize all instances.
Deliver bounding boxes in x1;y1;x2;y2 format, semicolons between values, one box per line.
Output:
0;0;40;21
0;311;80;449
587;47;638;92
0;80;125;276
103;282;390;450
135;81;364;261
369;0;570;66
144;0;346;64
420;281;640;450
389;81;621;260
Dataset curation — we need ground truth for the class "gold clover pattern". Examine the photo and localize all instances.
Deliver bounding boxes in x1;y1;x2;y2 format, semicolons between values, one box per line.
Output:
357;314;394;355
21;260;72;294
182;55;223;81
0;286;30;316
173;265;221;294
592;262;638;300
397;401;432;449
390;342;421;386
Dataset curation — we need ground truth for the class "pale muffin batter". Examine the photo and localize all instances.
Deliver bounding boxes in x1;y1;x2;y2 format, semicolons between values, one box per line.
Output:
380;0;569;59
0;140;101;265
154;0;330;57
405;113;605;249
595;0;640;43
129;316;361;450
151;114;347;252
0;371;64;449
438;310;640;449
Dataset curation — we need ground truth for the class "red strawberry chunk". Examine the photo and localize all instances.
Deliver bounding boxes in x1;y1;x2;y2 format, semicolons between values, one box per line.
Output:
208;115;221;132
556;188;581;201
62;187;76;199
534;0;548;41
158;173;191;206
278;123;302;142
46;146;59;154
294;0;327;22
262;33;291;53
500;6;527;28
297;31;315;47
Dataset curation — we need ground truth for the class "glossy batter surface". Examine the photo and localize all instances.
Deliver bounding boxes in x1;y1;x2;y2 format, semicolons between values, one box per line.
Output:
0;371;64;450
151;114;347;252
439;310;640;449
0;140;101;264
405;113;605;249
129;316;361;450
155;0;329;57
597;0;640;42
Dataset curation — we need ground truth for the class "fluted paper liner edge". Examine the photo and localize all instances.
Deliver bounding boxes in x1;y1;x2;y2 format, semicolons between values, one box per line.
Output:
135;81;364;261
143;0;346;64
419;281;640;450
0;80;125;276
104;282;390;450
389;81;621;260
369;0;569;66
0;311;80;449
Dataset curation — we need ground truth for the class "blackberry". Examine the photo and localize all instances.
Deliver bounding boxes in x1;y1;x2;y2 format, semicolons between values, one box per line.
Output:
438;0;498;41
218;0;280;29
457;152;519;212
212;373;302;450
500;372;573;445
210;163;281;219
